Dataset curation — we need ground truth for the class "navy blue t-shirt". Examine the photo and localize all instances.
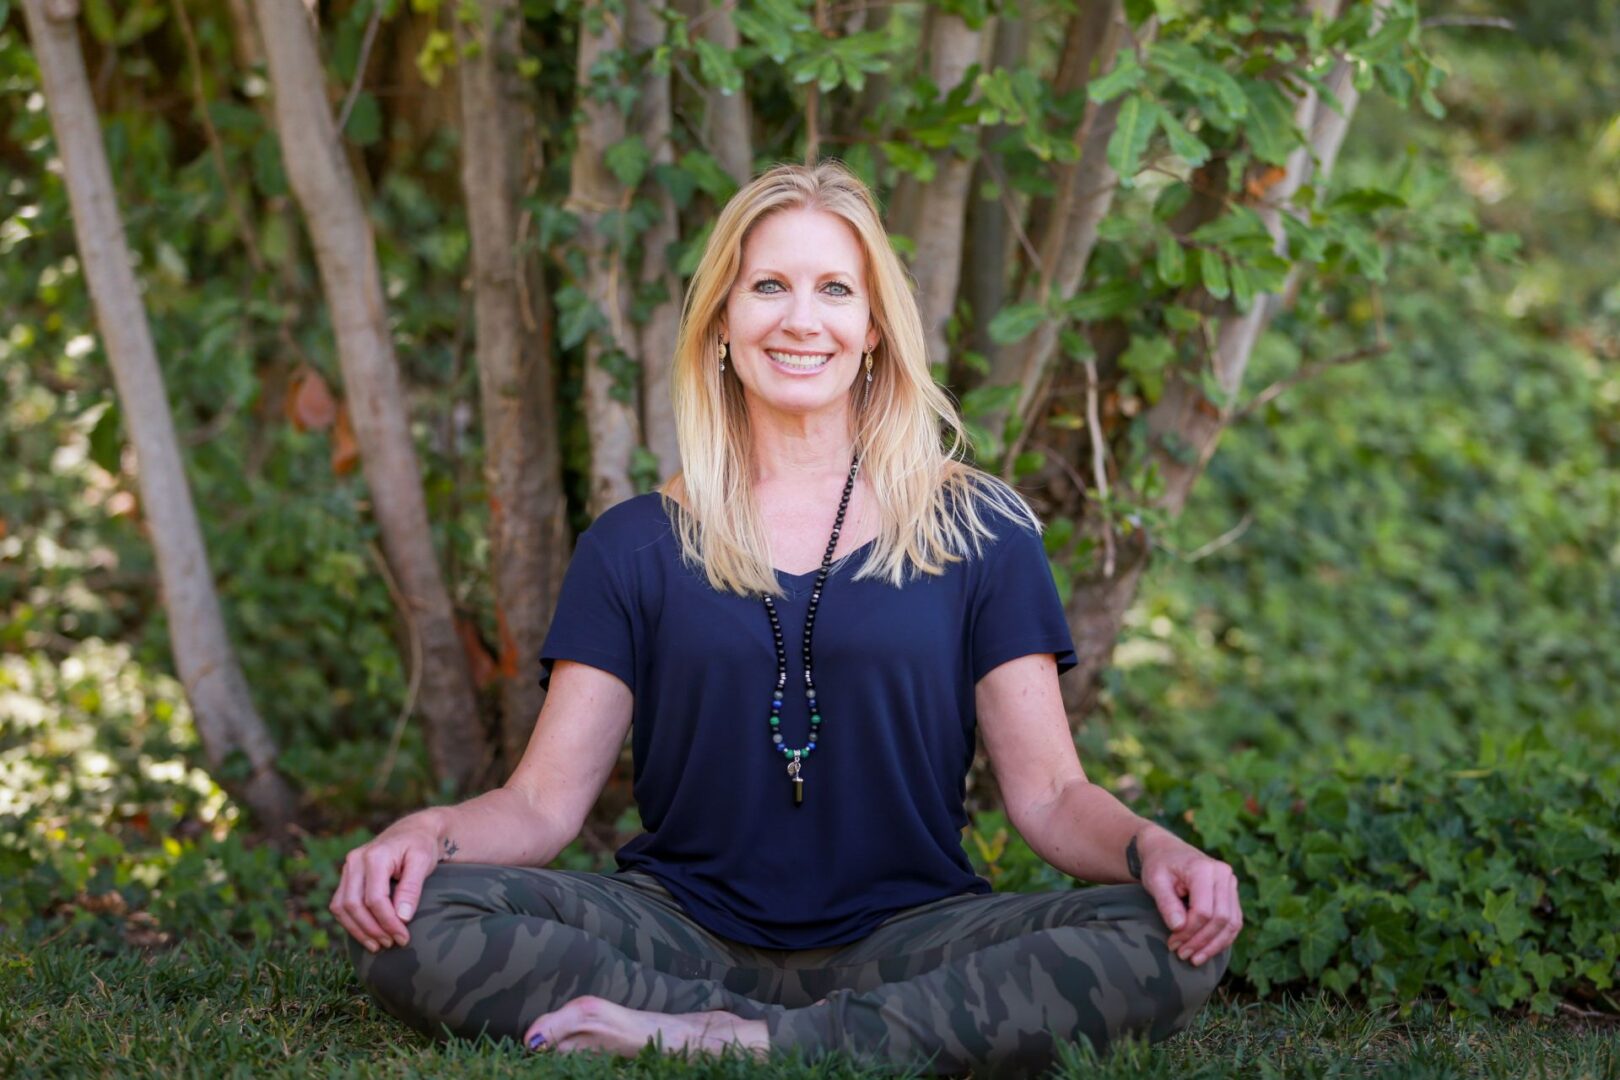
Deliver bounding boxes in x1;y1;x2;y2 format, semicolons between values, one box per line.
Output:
538;491;1077;949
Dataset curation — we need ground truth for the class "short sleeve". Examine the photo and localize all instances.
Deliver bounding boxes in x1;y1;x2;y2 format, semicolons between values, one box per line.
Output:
970;521;1078;682
538;530;637;693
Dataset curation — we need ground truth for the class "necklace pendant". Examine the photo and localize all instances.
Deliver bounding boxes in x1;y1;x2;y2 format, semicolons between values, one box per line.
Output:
788;760;804;807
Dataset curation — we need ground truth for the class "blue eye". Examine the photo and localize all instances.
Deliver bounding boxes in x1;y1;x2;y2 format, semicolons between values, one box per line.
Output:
824;281;853;297
755;278;785;294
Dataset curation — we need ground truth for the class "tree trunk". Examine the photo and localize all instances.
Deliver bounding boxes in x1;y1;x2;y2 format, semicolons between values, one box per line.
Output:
964;5;1029;366
456;0;569;772
678;0;752;184
253;0;490;790
630;0;683;481
566;3;644;516
985;1;1131;434
908;11;989;371
21;0;297;830
1067;2;1374;717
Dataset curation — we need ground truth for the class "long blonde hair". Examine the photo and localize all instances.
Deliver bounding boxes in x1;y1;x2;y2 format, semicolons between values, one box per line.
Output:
662;161;1039;596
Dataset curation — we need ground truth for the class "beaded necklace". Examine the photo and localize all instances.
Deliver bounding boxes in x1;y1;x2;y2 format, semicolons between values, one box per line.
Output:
763;455;860;807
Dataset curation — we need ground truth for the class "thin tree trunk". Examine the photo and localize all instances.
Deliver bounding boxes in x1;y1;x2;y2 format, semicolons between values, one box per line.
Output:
253;0;489;789
1145;0;1354;511
567;3;644;515
964;5;1029;365
456;0;568;771
908;11;989;371
630;0;683;481
678;0;752;184
1066;1;1372;711
22;0;297;829
984;1;1131;431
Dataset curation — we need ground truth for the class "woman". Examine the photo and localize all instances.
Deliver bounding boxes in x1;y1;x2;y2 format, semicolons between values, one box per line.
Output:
330;162;1242;1075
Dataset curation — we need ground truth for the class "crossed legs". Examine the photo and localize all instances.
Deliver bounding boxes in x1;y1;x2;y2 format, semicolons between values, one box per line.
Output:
350;864;1226;1076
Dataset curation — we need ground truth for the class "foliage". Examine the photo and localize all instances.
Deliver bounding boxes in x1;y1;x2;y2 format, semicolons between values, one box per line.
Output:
1163;732;1620;1017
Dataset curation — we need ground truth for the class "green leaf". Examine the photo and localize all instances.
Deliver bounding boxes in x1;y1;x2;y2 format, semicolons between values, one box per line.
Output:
342;92;382;147
1239;78;1299;165
1013;451;1046;478
1156;233;1186;286
604;136;652;188
1157;108;1209;167
1163;304;1201;332
1107;95;1160;183
88;402;122;473
1087;52;1144;104
880;142;937;183
1199;248;1230;299
694;38;744;95
987;303;1045;346
1298;903;1348;977
1061;279;1138;322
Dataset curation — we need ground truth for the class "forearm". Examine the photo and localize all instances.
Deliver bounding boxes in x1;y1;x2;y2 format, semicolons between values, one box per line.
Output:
391;786;577;868
1016;778;1175;884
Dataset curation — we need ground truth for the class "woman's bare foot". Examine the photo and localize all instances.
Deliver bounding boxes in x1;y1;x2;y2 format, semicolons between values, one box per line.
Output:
523;996;770;1059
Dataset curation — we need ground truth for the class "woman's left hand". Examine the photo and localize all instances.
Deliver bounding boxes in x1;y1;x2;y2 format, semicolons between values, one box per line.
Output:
1135;825;1243;967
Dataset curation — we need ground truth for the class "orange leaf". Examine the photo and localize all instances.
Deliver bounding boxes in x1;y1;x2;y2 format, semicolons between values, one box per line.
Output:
286;365;337;433
1245;164;1287;201
457;617;499;690
331;405;360;476
495;605;520;679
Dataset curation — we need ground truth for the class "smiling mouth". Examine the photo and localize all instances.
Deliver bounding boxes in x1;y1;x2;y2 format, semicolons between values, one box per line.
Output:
766;350;834;371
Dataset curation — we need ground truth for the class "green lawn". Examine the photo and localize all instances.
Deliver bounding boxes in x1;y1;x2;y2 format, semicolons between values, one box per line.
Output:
4;936;1614;1079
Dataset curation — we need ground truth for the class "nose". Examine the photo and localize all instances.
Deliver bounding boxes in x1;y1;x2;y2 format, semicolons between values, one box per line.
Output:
781;290;821;337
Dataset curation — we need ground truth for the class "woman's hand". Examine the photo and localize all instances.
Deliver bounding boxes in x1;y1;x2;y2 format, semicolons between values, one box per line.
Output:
329;813;443;953
1135;825;1243;967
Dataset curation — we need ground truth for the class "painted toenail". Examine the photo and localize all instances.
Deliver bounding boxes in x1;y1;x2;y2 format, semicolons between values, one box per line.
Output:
528;1032;546;1050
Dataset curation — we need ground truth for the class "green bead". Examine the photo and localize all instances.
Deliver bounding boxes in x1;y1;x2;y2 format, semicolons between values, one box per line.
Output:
811;713;821;722
769;717;780;726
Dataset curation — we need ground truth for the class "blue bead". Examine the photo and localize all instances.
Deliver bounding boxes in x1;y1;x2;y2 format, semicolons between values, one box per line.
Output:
808;742;816;750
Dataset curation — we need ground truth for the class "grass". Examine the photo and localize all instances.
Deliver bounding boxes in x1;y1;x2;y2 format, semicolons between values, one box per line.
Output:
2;935;1614;1079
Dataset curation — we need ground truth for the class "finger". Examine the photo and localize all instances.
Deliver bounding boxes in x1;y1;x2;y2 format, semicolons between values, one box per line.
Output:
392;847;436;925
1196;878;1244;964
363;851;411;946
1172;868;1217;959
339;854;391;951
1143;868;1188;937
1186;869;1241;963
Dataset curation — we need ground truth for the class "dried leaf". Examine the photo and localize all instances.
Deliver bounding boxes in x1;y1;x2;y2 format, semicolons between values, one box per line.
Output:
1245;164;1287;201
331;406;360;476
286;365;337;433
457;617;499;690
496;606;520;680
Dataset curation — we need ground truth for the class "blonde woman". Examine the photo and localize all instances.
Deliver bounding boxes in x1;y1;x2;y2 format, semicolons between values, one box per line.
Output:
331;162;1241;1075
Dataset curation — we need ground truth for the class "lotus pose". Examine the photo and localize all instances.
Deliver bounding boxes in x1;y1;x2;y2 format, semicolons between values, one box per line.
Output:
330;162;1242;1076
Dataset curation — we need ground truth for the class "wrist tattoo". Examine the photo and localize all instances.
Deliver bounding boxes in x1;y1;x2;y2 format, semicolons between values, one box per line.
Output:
440;837;459;863
1125;834;1143;881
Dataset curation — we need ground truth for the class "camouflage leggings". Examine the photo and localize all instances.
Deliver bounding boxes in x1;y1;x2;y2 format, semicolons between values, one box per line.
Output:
350;864;1227;1076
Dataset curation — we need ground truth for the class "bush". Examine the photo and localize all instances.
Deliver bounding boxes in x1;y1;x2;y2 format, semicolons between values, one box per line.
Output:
1154;726;1620;1016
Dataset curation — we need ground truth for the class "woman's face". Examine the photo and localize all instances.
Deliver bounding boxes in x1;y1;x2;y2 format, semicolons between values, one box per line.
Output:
722;207;879;421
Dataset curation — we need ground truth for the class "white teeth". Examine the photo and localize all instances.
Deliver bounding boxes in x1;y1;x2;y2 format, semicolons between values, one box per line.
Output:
767;350;833;370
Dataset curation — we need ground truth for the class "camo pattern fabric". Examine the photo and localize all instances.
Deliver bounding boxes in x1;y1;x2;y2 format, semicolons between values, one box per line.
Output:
350;864;1226;1077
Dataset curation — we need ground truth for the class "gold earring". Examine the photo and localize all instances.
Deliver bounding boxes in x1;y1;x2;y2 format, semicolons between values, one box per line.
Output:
718;339;728;374
864;348;874;378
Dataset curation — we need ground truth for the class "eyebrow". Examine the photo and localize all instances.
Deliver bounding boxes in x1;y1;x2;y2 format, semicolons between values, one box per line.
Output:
745;268;859;282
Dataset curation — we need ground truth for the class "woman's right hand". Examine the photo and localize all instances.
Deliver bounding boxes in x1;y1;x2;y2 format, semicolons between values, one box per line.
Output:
329;814;442;953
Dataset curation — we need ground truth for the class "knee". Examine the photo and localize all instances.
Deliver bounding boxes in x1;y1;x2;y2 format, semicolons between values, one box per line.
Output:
343;869;501;1040
1145;942;1227;1043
